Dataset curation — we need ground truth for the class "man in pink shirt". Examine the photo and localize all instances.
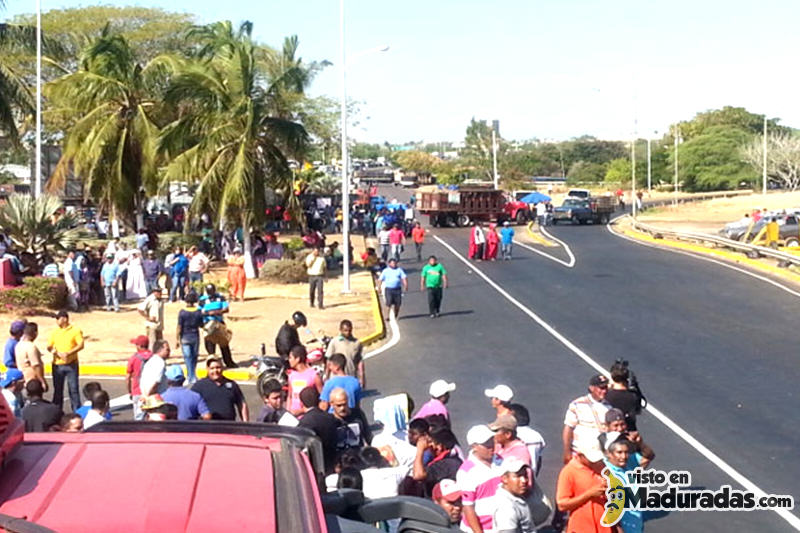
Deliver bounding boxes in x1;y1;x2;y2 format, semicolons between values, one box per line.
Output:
388;224;405;262
489;414;532;467
414;379;455;421
456;424;502;533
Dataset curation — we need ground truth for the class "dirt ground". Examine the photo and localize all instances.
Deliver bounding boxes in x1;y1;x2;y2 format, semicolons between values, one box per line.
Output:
0;262;378;366
636;191;800;233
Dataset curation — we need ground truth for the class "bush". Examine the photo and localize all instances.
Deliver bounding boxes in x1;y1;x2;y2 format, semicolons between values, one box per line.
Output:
259;259;307;284
156;232;203;257
189;279;230;296
0;277;67;311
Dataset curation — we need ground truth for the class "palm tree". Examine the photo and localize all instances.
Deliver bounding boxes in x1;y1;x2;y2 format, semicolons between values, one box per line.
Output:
0;193;79;263
45;27;163;229
0;0;35;145
159;21;309;278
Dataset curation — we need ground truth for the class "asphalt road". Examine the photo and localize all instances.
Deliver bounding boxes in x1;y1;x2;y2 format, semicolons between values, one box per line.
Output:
361;196;800;532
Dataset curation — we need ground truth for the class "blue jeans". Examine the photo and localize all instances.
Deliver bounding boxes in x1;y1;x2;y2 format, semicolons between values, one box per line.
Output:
501;242;513;260
145;278;159;295
52;362;80;412
170;274;186;302
189;272;203;283
181;340;199;384
103;285;119;311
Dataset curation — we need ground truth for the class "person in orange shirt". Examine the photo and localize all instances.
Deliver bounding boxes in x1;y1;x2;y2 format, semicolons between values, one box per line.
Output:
411;221;426;262
227;248;247;302
556;440;611;533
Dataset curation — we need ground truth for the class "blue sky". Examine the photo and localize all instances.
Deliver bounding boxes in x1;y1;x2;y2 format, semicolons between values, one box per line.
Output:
5;0;800;144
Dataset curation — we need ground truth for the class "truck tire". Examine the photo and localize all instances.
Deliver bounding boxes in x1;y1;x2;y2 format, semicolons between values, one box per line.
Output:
515;210;527;224
600;213;610;224
457;214;470;227
571;215;580;225
430;214;439;228
786;237;799;247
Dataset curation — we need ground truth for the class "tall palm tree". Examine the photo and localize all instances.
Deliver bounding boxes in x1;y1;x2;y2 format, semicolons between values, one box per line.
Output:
45;27;163;229
0;0;35;145
160;21;309;277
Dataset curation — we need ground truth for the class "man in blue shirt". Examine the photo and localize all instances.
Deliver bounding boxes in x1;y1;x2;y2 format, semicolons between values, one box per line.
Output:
320;353;361;411
499;221;515;261
200;284;236;368
100;254;120;312
162;365;211;420
168;247;189;302
3;320;26;369
378;257;408;319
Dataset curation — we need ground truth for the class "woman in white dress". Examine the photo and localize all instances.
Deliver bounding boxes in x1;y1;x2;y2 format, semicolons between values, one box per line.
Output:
125;249;148;300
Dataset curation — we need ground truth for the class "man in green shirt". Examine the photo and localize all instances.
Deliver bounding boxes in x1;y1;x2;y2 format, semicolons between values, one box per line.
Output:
420;255;448;319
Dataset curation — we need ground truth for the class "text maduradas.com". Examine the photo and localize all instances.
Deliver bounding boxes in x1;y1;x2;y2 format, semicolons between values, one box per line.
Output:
622;470;794;511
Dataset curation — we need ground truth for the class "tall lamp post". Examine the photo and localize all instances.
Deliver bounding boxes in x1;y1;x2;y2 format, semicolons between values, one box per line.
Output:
339;0;388;293
35;0;42;197
673;124;680;206
762;116;768;195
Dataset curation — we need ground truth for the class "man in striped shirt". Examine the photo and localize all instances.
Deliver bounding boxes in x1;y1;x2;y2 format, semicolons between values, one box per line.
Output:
456;425;501;533
562;374;612;464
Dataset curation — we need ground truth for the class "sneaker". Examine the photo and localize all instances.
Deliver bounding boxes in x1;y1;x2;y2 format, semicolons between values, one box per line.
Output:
430;314;435;318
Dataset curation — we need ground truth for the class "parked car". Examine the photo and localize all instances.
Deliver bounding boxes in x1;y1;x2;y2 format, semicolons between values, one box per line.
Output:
721;213;800;245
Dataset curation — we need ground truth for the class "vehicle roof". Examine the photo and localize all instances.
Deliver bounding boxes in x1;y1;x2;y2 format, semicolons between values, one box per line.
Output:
0;432;284;533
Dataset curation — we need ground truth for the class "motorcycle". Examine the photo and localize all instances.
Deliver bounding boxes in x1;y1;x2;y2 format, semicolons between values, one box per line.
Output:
250;333;332;398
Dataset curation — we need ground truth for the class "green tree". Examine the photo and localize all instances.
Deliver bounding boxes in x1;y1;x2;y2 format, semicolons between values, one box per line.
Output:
677;106;788;140
673;126;756;191
159;21;309;278
462;118;500;181
0;1;36;145
604;158;632;185
45;28;164;229
394;150;441;173
567;161;607;184
0;193;79;263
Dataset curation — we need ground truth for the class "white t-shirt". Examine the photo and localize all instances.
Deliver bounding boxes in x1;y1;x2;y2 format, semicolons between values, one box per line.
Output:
189;253;209;273
473;227;485;244
516;425;546;475
139;356;167;396
378;229;391;245
2;389;21;417
564;394;611;452
536;202;547;216
83;409;106;430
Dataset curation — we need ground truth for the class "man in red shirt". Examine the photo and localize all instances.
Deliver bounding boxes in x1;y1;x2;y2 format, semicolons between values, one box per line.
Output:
126;335;152;421
388;224;406;262
556;440;611;533
411;222;426;262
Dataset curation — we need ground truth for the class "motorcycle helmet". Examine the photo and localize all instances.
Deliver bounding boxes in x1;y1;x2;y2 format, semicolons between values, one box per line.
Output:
292;311;308;327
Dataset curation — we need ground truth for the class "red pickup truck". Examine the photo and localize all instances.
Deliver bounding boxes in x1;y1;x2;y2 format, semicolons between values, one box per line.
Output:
0;398;456;532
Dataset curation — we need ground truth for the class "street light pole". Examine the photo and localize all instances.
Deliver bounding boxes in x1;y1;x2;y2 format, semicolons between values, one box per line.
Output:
35;0;42;197
631;138;636;218
339;0;351;293
762;116;768;195
673;124;679;206
646;135;652;194
492;129;498;189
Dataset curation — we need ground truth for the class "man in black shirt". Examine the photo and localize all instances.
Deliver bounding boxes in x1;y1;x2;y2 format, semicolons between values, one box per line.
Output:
329;388;371;449
275;311;306;359
297;387;340;473
191;358;249;421
22;380;62;432
412;427;462;497
606;361;641;431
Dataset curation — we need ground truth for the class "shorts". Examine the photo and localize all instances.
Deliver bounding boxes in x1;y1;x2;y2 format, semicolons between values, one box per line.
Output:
385;287;403;308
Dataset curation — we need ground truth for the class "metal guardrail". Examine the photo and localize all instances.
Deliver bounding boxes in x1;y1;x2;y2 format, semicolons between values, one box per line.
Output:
627;216;800;266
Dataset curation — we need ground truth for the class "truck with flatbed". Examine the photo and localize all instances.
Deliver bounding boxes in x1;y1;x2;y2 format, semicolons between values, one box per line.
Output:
552;195;616;225
416;185;530;227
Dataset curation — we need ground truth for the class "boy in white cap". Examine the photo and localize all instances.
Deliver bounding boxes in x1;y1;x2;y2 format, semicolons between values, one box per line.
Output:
493;457;534;533
457;424;502;533
413;379;455;421
484;384;514;417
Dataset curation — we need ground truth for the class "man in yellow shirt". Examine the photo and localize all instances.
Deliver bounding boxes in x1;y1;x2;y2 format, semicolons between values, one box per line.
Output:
46;310;84;411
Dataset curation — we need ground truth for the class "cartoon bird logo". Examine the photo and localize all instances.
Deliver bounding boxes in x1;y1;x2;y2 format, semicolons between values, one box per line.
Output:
601;467;627;527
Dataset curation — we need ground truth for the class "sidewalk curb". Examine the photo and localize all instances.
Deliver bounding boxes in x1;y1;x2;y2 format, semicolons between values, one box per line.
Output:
360;272;386;346
614;222;800;285
525;221;558;247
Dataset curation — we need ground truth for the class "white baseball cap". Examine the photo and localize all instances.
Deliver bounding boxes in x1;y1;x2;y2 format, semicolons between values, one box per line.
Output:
497;457;529;476
466;424;495;446
429;379;456;398
484;384;513;403
577;440;605;463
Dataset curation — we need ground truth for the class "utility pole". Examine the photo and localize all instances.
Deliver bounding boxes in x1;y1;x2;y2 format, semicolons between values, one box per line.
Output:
762;116;768;195
35;0;42;197
492;129;498;189
631;138;637;218
339;0;351;292
673;124;679;206
646;136;652;194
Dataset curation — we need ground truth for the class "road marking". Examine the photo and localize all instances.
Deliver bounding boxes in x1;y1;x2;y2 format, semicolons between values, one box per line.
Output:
606;222;800;299
434;234;800;531
514;226;576;268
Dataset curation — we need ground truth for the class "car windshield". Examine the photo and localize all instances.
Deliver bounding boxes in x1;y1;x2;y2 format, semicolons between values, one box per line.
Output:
562;199;583;207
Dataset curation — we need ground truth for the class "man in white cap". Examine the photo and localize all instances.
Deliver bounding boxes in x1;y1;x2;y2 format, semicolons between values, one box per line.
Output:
484;384;514;417
562;374;612;464
456;424;501;533
432;479;463;525
413;379;455;421
499;221;515;260
555;439;609;533
493;457;534;533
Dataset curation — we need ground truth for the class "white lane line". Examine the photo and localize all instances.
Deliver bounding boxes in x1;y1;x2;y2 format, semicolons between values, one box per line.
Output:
606;223;800;300
513;239;575;268
434;234;800;531
540;226;577;266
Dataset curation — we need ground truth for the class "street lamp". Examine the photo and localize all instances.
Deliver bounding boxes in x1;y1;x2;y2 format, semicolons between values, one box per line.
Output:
35;0;42;197
339;0;388;293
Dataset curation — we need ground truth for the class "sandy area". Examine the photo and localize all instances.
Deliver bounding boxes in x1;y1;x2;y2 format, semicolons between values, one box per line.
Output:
0;264;378;366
